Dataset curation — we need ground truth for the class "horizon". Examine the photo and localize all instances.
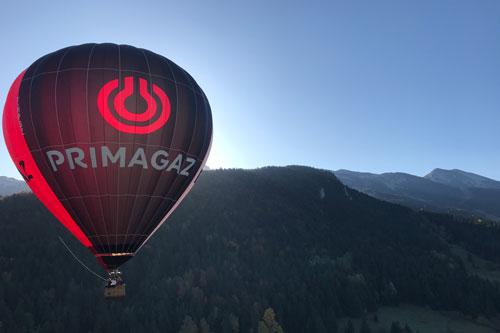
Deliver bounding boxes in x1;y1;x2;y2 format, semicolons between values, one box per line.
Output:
2;164;500;183
1;0;499;180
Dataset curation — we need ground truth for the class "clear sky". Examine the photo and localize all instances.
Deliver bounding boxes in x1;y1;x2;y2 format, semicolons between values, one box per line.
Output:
1;0;499;180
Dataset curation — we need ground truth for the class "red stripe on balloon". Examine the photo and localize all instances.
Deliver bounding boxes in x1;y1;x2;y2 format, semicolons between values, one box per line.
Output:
2;71;93;249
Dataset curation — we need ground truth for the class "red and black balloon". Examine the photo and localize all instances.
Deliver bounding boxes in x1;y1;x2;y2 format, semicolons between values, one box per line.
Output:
2;43;212;269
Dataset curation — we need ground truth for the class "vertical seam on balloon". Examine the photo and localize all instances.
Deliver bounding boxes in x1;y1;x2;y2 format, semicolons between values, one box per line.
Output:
5;70;91;247
54;46;107;251
148;67;200;234
121;48;153;253
85;44;112;255
27;55;50;149
115;44;122;254
193;76;212;162
124;49;173;254
201;91;213;170
101;45;113;252
142;58;182;238
119;52;140;253
138;68;202;246
27;52;95;242
125;55;180;254
138;77;213;254
145;70;204;245
179;69;201;178
26;52;94;239
54;47;100;242
136;117;212;254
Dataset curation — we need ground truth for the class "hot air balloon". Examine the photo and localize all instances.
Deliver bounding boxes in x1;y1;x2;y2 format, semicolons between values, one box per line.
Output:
2;43;212;298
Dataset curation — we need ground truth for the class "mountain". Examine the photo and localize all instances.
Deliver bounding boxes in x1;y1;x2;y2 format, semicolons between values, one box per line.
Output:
335;168;500;221
1;166;500;332
0;175;29;197
425;168;500;190
334;169;462;210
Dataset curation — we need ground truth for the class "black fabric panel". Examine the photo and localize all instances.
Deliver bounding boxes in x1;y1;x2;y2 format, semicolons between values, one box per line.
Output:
18;43;212;259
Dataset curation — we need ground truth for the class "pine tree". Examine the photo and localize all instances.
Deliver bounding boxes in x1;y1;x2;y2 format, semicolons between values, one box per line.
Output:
403;324;413;333
179;316;198;333
360;319;372;333
390;321;403;333
344;320;355;333
258;308;283;333
199;318;210;333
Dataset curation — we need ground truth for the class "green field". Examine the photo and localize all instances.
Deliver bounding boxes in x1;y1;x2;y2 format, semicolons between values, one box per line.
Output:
339;304;500;333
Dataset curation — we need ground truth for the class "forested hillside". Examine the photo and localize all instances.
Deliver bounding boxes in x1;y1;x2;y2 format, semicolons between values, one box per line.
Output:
1;166;500;332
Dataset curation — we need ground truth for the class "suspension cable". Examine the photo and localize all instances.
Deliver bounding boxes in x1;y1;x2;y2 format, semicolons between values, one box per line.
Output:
58;236;107;282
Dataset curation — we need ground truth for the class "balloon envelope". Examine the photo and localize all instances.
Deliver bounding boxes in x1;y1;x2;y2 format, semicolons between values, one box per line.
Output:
2;43;212;269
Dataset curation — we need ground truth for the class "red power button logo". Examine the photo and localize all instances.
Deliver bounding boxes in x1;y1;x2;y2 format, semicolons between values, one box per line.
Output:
97;76;171;134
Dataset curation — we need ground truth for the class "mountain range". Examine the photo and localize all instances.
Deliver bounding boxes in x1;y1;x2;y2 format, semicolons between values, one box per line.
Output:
3;167;500;222
335;168;500;221
0;175;29;197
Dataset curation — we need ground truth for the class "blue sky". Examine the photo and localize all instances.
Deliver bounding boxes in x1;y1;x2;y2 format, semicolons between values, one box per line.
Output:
1;0;499;179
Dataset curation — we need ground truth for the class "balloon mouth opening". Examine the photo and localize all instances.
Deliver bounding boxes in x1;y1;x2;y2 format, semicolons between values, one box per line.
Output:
95;252;135;257
96;253;134;269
